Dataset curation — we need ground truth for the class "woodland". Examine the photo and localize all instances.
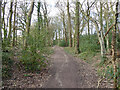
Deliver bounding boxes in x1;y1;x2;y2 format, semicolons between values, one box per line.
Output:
0;0;120;89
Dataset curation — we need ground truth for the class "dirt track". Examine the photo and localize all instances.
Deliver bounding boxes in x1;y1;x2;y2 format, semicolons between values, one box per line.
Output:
43;46;98;88
3;46;112;88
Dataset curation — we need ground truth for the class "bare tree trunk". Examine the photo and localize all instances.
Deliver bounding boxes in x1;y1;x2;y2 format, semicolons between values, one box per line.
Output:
67;0;72;47
100;2;106;57
15;13;18;45
56;30;57;41
58;29;61;46
13;0;17;47
87;0;90;36
0;1;2;43
73;32;75;47
43;1;49;46
2;2;7;43
0;1;2;86
106;4;109;52
112;1;118;89
38;1;40;31
24;0;34;48
8;1;13;44
62;11;67;46
75;0;80;54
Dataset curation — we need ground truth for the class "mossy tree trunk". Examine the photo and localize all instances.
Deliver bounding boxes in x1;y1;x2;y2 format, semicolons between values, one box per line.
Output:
87;0;90;37
67;0;72;47
62;11;68;46
24;0;34;49
112;1;119;89
75;0;80;54
0;0;2;86
2;2;7;44
8;1;13;45
0;2;1;44
13;0;17;47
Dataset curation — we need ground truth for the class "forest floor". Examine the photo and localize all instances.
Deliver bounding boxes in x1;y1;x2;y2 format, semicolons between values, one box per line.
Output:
3;46;112;88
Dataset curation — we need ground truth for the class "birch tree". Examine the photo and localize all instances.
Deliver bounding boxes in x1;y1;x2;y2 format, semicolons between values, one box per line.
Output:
104;3;110;52
100;2;106;57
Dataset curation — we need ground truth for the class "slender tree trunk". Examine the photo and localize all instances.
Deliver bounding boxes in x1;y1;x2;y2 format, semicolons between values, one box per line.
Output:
13;0;17;47
75;0;80;54
112;1;118;89
8;1;13;44
106;18;109;52
0;1;2;86
15;13;18;45
37;1;41;48
43;2;49;46
100;2;106;57
0;1;2;43
73;32;75;47
38;2;40;31
24;0;34;48
62;11;67;46
104;3;109;52
87;1;90;36
67;0;72;47
58;29;61;46
2;2;7;43
56;30;58;44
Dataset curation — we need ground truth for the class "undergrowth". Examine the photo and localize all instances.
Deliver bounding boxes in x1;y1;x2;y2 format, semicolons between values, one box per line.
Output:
2;48;13;79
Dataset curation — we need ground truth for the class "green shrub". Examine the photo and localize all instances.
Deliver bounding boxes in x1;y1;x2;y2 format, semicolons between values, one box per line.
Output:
20;23;50;72
2;52;13;79
59;40;68;47
79;34;100;52
20;47;48;71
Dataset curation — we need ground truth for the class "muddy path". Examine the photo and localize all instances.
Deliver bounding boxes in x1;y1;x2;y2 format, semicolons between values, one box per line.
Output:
43;46;98;88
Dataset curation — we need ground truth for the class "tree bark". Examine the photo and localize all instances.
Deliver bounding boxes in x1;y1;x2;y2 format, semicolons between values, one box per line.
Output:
87;1;90;36
0;1;2;43
24;0;34;48
38;2;40;31
75;0;80;54
112;1;118;89
0;0;2;86
100;2;106;57
62;11;67;46
67;0;72;47
13;0;17;47
2;1;7;43
106;3;109;52
8;1;13;44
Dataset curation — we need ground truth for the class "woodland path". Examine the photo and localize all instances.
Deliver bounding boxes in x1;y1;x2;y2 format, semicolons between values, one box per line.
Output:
43;46;98;88
3;46;112;88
